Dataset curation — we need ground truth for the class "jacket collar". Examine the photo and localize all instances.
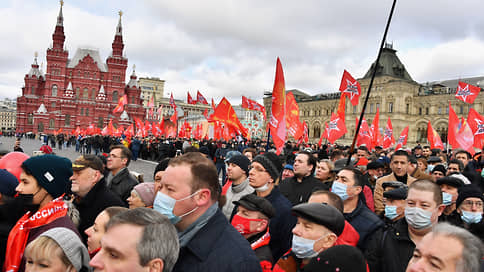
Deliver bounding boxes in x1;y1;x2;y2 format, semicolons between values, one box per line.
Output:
77;178;106;205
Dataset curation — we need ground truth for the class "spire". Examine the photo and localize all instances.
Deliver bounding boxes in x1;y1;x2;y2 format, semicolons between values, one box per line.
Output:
111;10;124;58
28;52;42;78
127;65;138;88
116;10;123;36
52;0;66;50
57;0;64;26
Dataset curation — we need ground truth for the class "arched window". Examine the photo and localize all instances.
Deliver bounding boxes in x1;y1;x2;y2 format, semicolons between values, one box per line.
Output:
49;119;55;129
98;117;104;128
38;122;44;132
75;88;80;99
65;114;70;126
31;86;35;94
92;88;96;100
85;108;89;116
112;91;118;102
81;108;84;115
51;85;58;97
28;113;33;125
83;88;89;100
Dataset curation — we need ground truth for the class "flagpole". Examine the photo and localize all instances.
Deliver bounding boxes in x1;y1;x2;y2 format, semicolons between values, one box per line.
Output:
346;0;398;167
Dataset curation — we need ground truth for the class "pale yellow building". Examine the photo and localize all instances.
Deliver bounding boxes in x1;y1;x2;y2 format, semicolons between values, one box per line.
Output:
138;77;165;107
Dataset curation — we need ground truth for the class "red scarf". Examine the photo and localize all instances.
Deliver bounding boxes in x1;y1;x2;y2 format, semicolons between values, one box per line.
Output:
89;247;101;259
251;228;271;250
4;196;68;272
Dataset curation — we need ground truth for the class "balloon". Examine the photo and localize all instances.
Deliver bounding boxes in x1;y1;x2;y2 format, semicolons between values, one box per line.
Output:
0;152;30;181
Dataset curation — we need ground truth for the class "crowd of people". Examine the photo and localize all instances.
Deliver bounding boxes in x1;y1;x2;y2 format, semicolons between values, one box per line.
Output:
0;134;483;271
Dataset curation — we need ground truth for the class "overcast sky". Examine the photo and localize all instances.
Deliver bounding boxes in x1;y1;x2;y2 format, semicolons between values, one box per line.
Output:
2;0;484;104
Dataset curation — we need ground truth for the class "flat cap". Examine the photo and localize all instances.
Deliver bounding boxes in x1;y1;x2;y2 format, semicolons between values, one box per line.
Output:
234;194;275;218
382;181;406;190
367;161;384;170
436;176;464;188
333;158;354;172
427;156;442;163
383;187;408;200
291;202;345;236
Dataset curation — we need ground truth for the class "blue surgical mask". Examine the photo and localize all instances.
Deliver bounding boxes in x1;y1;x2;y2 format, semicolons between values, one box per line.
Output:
291;234;322;259
384;205;399;220
461;211;482;224
442;192;453;206
153;191;199;224
427;165;435;172
405;206;433;229
331;181;348;201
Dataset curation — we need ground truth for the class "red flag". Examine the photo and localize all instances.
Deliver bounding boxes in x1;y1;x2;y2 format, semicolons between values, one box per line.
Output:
285;92;304;140
337;94;346;119
197;91;208;104
456;120;475;155
456;81;481;104
467;108;484;149
157;105;163;117
395;126;409;150
75;126;81;135
159;119;165;136
203;108;208;119
269;58;286;154
187;92;196;105
125;124;134;137
242;96;266;120
327;112;347;144
383;117;395;149
211;98;215;111
356;117;373;150
170;109;178;125
209;97;248;137
170;93;177;110
113;94;127;114
318;122;329;146
108;120;115;136
302;122;309;143
371;108;382;148
134;117;144;131
448;102;459;148
339;70;361;106
427;121;444;150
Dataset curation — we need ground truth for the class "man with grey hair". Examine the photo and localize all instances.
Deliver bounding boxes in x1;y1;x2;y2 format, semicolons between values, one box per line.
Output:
406;222;484;272
89;207;179;272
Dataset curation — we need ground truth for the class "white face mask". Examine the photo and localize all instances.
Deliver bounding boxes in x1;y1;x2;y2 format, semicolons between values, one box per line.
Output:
254;182;270;192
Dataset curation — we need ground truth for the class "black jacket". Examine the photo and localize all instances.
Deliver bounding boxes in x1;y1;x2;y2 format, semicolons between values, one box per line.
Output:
108;168;138;205
279;175;329;206
344;198;384;251
173;209;262;272
364;218;415;272
74;178;126;242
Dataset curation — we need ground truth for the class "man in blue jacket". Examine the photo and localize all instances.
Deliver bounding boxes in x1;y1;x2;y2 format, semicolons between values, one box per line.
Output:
155;152;262;272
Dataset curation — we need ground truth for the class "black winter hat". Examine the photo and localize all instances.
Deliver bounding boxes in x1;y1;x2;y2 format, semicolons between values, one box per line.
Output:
431;164;446;175
303;245;367;272
227;155;250;176
252;152;283;182
456;185;484;208
233;194;275;218
0;169;18;197
22;155;73;198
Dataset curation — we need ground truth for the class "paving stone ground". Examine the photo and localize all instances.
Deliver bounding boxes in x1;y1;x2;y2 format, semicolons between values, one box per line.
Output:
1;136;156;183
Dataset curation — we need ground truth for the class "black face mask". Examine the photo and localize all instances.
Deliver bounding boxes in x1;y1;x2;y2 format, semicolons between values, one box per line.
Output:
16;194;40;214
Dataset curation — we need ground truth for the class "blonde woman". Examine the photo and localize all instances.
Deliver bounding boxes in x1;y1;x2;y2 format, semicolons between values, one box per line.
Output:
315;159;335;183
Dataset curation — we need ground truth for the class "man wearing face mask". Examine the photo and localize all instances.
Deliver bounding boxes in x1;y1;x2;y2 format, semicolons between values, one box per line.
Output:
231;194;275;272
374;150;416;215
445;185;484;241
274;202;345;272
154;152;261;272
365;179;445;272
332;166;383;251
436;176;464;221
246;152;296;263
382;185;408;225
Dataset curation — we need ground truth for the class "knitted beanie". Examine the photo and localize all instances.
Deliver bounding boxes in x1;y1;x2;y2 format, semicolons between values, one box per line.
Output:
22;155;73;198
226;155;251;176
133;182;156;207
0;169;18;196
39;227;90;272
252;152;283;181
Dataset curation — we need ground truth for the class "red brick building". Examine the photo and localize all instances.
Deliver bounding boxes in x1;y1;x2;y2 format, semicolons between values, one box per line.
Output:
16;3;144;134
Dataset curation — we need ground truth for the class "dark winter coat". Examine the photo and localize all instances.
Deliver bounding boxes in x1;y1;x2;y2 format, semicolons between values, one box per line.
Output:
344;198;384;251
279;175;329;206
108;168;138;205
173;209;262;272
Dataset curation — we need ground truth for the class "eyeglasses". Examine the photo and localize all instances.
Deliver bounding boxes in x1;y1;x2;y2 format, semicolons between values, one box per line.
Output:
462;200;484;208
108;154;124;159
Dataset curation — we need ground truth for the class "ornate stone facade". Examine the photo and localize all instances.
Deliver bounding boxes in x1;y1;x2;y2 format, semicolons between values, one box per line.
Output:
264;44;484;147
16;4;144;133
